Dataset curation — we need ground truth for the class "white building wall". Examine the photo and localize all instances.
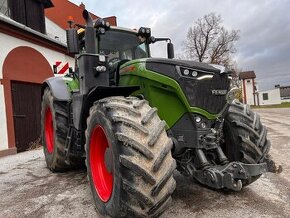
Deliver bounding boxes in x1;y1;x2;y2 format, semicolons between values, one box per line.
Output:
0;32;74;151
244;79;255;105
45;17;66;44
281;98;290;103
258;89;281;105
0;32;74;78
0;85;8;150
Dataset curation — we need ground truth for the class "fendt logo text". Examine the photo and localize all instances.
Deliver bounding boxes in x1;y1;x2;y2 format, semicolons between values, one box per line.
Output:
211;90;227;95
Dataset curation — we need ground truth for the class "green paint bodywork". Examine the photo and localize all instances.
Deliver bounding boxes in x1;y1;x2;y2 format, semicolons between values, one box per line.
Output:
60;59;217;129
119;59;217;129
63;76;80;93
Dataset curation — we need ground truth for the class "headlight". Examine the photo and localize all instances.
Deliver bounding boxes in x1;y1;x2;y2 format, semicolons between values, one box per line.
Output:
177;66;214;79
192;71;198;77
95;18;110;30
183;69;190;76
95;66;107;72
195;116;201;123
180;67;198;78
137;27;151;37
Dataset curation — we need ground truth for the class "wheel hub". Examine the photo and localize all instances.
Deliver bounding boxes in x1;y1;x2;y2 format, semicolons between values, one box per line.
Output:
89;125;113;202
44;107;54;154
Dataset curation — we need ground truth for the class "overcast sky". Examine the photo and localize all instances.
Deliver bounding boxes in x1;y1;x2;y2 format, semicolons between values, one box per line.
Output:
70;0;290;90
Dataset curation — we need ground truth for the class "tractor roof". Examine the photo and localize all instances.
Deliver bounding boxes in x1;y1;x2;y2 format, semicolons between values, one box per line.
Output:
77;26;137;36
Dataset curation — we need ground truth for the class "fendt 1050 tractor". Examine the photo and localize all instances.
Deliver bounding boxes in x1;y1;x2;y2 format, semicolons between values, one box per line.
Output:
41;10;278;217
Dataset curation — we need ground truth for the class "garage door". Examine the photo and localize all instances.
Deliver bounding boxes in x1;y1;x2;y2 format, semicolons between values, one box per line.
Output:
11;81;42;152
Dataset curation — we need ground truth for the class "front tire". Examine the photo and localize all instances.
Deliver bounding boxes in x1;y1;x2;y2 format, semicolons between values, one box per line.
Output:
86;96;176;217
223;100;271;186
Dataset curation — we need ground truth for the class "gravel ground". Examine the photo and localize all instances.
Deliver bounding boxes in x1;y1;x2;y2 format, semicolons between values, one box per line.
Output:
0;108;289;218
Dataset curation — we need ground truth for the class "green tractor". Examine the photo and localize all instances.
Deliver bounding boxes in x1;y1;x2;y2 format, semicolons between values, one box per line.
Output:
41;10;277;217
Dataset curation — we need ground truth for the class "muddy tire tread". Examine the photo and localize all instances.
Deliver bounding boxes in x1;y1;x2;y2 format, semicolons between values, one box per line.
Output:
42;88;83;172
224;99;271;185
86;96;176;217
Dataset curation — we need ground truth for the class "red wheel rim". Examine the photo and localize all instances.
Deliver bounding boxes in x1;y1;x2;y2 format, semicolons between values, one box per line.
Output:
90;125;113;202
45;107;54;154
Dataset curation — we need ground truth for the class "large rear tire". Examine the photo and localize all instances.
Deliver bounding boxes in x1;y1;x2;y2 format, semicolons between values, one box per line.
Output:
223;100;271;186
86;96;176;217
41;87;83;172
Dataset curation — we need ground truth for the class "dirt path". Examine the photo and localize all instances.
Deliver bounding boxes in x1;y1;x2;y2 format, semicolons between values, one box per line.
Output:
0;108;289;217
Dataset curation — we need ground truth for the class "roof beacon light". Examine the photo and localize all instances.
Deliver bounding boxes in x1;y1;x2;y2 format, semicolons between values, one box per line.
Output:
67;16;74;28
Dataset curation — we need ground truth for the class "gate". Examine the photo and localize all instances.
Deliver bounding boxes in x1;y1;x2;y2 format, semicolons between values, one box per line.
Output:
11;81;42;152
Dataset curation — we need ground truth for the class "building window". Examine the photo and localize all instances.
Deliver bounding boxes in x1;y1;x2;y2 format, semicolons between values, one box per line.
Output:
263;93;268;100
7;0;46;33
247;80;251;83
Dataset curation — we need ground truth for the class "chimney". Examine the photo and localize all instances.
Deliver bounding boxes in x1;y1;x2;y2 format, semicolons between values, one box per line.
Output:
80;2;85;9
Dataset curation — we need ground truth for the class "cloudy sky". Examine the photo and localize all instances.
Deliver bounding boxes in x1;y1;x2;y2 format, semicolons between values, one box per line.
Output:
70;0;290;90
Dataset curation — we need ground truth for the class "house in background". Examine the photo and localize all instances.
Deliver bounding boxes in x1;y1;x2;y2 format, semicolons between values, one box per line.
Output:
257;88;281;106
239;71;258;105
277;85;290;103
239;70;283;106
0;0;117;157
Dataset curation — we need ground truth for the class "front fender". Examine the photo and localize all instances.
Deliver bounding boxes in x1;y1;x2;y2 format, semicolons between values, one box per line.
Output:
42;77;71;101
73;86;140;130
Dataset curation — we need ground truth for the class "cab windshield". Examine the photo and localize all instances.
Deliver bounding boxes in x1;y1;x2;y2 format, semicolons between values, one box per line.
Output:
99;30;149;61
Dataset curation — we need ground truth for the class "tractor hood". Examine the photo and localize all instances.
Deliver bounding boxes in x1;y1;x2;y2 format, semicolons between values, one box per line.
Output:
143;58;231;115
120;57;231;114
145;58;222;74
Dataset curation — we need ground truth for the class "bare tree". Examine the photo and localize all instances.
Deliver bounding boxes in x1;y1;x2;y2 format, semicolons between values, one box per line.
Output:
184;13;239;68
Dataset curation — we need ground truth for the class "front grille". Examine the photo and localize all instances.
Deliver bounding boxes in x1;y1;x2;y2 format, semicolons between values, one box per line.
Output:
180;74;230;114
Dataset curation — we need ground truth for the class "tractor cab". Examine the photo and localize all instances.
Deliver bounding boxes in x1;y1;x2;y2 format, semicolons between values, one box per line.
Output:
77;27;150;61
76;26;151;86
66;10;174;76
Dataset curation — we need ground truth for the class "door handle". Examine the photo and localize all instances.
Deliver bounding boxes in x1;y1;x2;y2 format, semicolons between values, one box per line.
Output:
13;114;26;118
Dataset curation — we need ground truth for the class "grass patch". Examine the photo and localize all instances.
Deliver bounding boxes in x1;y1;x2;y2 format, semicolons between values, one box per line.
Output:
251;102;290;109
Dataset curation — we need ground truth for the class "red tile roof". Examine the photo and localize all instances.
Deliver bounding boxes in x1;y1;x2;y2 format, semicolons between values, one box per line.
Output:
239;71;256;79
45;0;117;30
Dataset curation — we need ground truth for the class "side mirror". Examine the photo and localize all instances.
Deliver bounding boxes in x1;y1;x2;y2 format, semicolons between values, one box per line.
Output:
66;29;79;54
167;42;174;59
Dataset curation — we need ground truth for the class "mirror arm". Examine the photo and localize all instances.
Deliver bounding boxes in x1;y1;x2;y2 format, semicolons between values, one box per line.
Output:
149;37;171;44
